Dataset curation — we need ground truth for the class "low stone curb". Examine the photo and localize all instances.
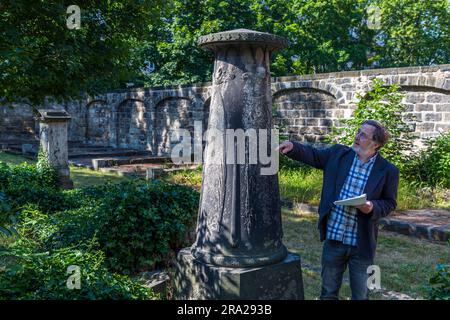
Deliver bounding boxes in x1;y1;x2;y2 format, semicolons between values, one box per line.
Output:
379;219;450;242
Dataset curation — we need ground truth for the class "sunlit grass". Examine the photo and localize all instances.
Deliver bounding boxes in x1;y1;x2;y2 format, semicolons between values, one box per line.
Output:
279;168;323;205
282;208;449;300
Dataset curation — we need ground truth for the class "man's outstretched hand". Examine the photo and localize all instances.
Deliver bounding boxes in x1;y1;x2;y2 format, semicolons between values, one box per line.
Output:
355;201;374;214
278;141;293;154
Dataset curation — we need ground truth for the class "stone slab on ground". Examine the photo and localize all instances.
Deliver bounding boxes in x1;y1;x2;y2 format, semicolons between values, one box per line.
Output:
380;209;450;242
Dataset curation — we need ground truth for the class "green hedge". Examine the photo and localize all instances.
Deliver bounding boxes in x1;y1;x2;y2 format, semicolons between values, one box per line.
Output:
0;161;200;299
49;181;199;274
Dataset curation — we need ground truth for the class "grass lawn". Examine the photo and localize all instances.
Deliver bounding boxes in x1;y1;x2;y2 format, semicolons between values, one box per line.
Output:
282;208;449;300
165;166;450;211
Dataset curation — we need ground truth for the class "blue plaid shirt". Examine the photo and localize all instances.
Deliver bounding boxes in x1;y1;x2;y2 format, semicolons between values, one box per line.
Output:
326;153;377;246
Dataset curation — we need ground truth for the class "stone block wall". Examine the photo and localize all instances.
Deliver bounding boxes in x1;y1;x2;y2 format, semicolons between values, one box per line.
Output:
0;65;448;154
271;65;450;148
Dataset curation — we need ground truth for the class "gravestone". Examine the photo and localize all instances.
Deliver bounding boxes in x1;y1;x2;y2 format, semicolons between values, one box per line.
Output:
174;29;304;299
37;109;74;189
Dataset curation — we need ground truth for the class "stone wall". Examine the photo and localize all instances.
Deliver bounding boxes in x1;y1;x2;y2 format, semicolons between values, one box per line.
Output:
272;65;450;148
0;64;449;154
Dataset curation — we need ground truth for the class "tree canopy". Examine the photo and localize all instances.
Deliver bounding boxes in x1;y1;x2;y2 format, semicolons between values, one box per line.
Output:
1;0;449;105
0;1;164;107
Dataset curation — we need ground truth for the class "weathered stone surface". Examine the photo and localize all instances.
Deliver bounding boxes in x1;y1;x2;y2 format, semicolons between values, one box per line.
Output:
190;29;287;268
415;104;434;112
145;167;164;180
379;209;450;242
1;65;449;154
174;248;304;299
37;109;73;189
175;29;304;300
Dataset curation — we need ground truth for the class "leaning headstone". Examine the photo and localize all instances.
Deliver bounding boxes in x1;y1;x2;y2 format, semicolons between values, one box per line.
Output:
146;167;164;180
37;109;74;189
21;143;34;155
174;29;304;299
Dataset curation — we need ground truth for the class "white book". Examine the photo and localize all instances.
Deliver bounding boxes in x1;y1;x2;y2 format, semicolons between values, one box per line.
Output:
333;194;367;206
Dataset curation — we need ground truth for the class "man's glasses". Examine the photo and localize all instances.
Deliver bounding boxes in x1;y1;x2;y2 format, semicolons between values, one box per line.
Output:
356;129;373;140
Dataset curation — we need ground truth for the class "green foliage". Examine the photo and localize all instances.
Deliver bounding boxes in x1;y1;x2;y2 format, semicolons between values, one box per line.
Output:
404;132;450;188
137;0;450;86
0;161;200;299
0;160;72;213
0;191;17;237
327;78;413;171
51;181;200;274
374;0;450;68
0;238;158;300
428;263;450;300
2;1;449;92
36;148;59;187
0;0;165;106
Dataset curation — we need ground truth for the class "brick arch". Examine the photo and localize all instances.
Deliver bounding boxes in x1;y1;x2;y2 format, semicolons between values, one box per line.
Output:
153;94;195;108
272;80;345;103
115;98;150;150
273;87;336;100
85;100;111;146
379;74;450;94
154;96;194;156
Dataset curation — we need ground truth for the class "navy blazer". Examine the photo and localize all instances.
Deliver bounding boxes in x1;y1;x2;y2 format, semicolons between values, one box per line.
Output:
286;142;400;260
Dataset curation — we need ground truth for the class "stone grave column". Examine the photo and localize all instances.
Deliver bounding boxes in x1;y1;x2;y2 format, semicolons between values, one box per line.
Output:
37;109;74;189
175;29;304;299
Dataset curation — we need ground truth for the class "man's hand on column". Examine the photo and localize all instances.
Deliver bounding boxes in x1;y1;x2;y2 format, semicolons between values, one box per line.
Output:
355;201;373;214
278;141;293;154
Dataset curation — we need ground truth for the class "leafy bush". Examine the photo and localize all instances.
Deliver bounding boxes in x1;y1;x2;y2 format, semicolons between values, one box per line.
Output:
1;160;200;299
51;181;199;274
327;78;414;171
36;147;59;187
0;191;17;236
428;263;450;300
0;238;158;300
0;161;68;213
404;132;450;188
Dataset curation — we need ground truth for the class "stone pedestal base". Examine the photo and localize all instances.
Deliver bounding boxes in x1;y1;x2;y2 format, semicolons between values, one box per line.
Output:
174;248;304;300
58;166;74;189
60;175;74;189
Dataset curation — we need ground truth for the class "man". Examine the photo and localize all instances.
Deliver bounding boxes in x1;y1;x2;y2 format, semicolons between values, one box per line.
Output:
279;120;399;300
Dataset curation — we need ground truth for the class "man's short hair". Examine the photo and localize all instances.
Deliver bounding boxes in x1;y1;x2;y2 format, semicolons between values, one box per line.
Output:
362;120;390;150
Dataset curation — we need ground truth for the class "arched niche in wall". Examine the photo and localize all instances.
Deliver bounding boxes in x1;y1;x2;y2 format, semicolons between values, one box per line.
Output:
395;85;450;143
154;96;193;156
272;87;337;143
115;99;149;150
85;100;111;146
